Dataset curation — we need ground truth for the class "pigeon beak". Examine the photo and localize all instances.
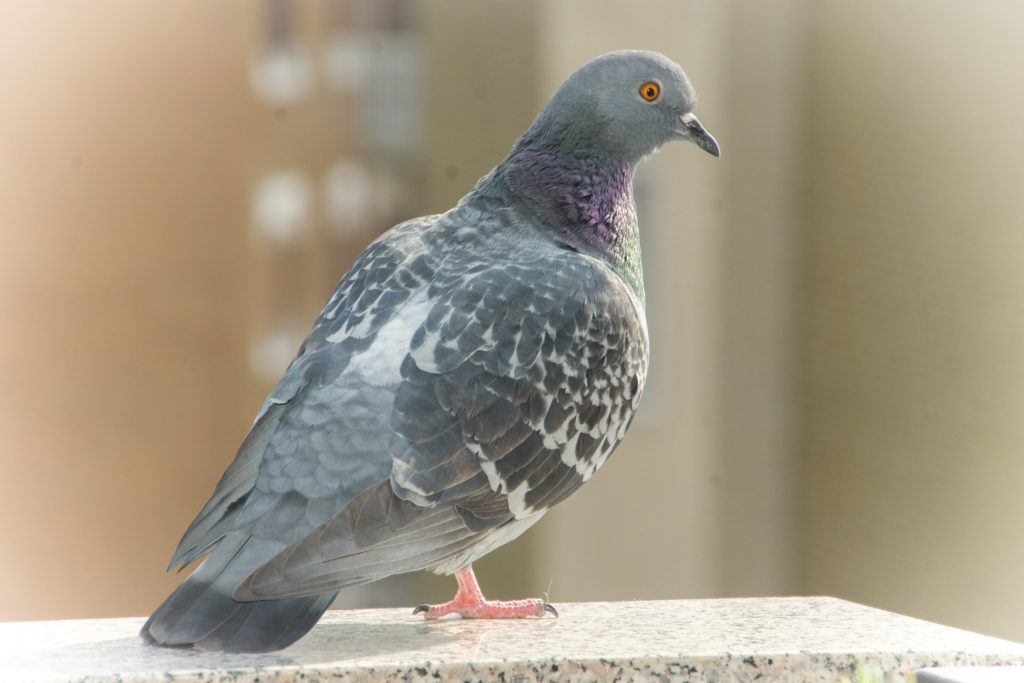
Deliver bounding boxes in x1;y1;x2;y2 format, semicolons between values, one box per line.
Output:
678;112;721;157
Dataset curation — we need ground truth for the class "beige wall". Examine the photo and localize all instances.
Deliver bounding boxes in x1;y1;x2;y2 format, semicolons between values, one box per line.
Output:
533;1;1024;645
3;0;1024;645
0;1;370;620
0;2;262;620
799;1;1024;640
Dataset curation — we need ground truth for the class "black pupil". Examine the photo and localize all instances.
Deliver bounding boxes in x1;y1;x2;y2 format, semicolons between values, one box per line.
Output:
645;86;655;98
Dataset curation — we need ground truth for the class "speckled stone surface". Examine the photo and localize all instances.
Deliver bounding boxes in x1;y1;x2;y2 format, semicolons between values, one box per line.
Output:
917;667;1024;682
2;598;1024;682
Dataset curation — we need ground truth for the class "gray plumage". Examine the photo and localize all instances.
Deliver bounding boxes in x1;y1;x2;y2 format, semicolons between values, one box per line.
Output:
142;49;719;653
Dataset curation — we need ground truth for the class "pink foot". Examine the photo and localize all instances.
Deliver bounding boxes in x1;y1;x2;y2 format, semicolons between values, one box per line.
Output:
412;566;558;620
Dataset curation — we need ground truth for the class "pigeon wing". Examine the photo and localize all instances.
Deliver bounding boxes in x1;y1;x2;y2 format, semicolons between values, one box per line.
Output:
234;250;649;600
167;217;439;571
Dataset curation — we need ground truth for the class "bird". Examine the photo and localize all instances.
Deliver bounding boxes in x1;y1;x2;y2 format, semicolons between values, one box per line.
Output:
141;49;720;653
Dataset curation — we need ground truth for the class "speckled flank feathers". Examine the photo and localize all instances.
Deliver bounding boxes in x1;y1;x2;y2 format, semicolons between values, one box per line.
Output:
142;49;718;653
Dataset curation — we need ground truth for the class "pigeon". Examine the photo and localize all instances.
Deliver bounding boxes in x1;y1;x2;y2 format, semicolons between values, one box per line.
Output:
141;49;719;653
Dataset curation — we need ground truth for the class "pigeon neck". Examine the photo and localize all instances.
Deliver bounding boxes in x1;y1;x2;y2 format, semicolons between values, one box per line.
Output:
493;141;645;301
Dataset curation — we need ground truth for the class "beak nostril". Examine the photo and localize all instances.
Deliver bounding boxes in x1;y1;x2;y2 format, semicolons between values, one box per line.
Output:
678;112;721;158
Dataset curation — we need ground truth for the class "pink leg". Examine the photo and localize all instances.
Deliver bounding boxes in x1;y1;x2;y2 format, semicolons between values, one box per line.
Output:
412;565;558;620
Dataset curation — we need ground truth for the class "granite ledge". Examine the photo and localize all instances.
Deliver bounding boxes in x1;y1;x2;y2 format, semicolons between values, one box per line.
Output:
2;597;1023;682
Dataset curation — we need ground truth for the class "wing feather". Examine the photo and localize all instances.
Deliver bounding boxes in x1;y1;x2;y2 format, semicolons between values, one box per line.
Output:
236;249;648;598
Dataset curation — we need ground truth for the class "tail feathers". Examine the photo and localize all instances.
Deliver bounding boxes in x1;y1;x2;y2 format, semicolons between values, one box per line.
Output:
141;534;337;653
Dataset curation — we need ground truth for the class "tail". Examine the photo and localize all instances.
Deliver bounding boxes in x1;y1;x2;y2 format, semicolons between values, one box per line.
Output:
141;533;338;653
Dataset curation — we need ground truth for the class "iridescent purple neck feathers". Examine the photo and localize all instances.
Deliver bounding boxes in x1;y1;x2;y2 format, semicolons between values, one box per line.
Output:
485;140;645;301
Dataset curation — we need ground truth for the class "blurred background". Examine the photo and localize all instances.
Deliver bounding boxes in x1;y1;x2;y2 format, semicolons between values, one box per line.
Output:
3;0;1024;644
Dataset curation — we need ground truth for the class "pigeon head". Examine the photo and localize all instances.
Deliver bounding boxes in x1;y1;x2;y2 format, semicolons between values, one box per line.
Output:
530;49;720;162
478;50;719;301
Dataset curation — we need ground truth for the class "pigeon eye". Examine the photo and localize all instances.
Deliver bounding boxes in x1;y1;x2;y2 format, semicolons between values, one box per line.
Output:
639;81;660;102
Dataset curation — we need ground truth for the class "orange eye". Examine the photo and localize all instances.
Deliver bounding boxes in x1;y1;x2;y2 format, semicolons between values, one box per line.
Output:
639;81;660;101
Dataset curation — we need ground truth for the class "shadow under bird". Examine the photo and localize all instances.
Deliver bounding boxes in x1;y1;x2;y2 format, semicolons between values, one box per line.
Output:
142;49;720;653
